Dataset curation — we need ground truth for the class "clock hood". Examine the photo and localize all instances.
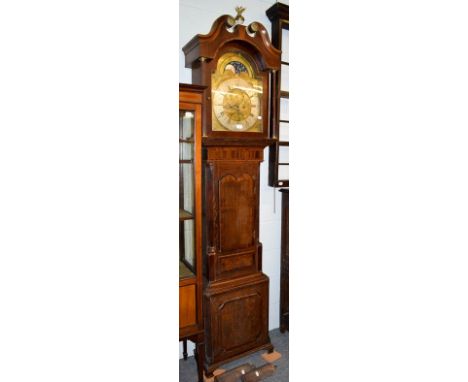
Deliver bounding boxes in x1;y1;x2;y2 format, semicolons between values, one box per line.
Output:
182;14;281;72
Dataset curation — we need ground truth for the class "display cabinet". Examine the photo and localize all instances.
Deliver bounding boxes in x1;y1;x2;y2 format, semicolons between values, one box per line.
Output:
267;2;289;334
266;2;289;187
179;83;205;382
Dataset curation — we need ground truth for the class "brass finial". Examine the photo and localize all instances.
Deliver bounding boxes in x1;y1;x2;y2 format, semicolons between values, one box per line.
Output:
247;22;259;34
234;6;246;24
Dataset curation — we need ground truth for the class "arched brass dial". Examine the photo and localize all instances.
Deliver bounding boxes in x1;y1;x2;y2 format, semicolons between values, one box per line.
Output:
211;52;263;132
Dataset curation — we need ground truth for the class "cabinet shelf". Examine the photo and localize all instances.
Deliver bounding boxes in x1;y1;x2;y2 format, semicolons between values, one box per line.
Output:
179;260;195;279
179;159;193;164
280;91;289;99
179;208;194;220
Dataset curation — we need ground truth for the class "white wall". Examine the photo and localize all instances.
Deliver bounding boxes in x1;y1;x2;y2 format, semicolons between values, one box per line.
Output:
179;0;288;359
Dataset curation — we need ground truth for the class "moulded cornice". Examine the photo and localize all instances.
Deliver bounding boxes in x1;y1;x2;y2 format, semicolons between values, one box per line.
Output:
182;15;281;71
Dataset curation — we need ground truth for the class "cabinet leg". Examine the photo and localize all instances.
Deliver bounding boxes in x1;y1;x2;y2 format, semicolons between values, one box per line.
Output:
182;339;188;361
195;341;205;382
267;342;275;354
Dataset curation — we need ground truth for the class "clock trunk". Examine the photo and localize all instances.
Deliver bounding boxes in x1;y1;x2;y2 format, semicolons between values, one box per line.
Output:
202;146;273;373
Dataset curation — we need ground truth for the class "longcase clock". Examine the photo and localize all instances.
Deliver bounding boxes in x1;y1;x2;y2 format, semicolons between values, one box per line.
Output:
183;8;281;377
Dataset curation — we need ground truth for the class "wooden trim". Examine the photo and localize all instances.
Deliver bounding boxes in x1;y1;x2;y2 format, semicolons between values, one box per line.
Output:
179;274;197;287
179;208;194;220
179;83;206;104
179;326;203;340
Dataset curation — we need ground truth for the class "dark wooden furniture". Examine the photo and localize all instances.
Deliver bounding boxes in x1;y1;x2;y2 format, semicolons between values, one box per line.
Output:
279;189;289;332
267;1;289;334
183;8;281;377
179;83;205;382
266;3;289;187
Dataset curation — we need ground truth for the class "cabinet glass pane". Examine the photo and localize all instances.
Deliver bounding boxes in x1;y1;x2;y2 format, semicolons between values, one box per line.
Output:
281;64;289;92
179;110;194;140
279;122;289;141
179;142;193;161
278;164;289;180
180;219;195;277
280;98;289;121
279;146;289;163
180;164;194;214
282;29;289;62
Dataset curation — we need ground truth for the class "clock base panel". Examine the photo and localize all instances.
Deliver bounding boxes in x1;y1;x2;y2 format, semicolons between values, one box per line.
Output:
203;273;273;375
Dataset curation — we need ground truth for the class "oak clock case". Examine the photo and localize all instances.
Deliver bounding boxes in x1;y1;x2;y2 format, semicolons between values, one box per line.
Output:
183;10;281;377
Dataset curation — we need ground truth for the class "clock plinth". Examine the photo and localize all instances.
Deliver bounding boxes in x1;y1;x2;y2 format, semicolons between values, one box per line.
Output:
203;273;273;375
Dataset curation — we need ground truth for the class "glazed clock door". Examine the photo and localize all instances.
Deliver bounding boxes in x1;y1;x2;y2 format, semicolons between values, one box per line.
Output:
211;52;263;133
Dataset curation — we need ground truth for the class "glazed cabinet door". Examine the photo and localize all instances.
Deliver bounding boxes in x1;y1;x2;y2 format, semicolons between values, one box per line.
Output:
179;105;197;281
179;85;204;338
